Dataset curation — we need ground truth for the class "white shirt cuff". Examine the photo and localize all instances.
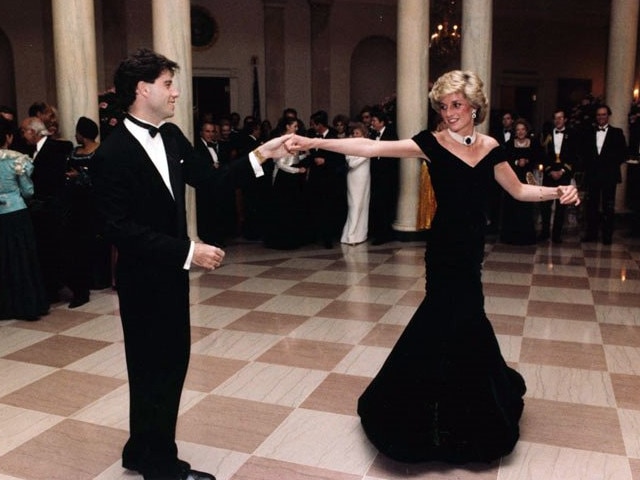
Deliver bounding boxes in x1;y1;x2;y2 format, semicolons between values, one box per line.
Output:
249;152;265;178
183;241;195;270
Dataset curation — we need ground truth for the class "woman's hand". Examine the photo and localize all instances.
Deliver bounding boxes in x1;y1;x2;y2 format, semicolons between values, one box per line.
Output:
557;185;580;205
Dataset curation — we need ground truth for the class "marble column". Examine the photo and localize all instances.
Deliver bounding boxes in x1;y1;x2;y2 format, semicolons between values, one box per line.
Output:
264;0;287;123
51;0;99;140
309;0;333;111
607;0;639;211
151;0;198;238
394;0;429;233
461;0;492;135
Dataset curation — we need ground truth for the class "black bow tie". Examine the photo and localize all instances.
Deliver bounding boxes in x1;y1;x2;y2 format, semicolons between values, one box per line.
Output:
206;142;217;149
127;114;159;137
598;127;607;132
554;129;565;135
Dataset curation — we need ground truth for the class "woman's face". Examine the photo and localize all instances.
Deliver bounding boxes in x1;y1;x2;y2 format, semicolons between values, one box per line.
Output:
285;121;299;134
352;128;364;138
515;123;528;139
437;92;474;133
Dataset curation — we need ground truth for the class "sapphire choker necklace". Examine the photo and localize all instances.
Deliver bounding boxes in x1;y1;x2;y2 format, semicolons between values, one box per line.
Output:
447;128;476;146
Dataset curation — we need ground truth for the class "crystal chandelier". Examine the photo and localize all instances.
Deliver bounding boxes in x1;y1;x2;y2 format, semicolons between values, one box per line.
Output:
429;0;461;65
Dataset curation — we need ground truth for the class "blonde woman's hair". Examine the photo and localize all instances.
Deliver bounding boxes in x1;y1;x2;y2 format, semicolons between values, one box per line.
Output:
428;70;489;125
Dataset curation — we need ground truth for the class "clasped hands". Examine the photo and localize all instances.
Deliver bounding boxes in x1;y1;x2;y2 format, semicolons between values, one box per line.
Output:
557;185;580;206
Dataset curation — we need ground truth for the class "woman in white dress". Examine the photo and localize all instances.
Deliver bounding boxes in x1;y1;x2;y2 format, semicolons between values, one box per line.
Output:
341;122;371;245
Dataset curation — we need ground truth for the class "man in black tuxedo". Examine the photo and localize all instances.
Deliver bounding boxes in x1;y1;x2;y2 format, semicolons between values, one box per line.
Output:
194;120;232;246
20;116;72;303
92;49;291;480
369;108;398;245
306;110;347;248
581;105;627;244
539;109;579;243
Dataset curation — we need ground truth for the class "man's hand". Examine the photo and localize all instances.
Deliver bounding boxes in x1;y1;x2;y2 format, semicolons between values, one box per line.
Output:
192;243;225;271
254;133;294;162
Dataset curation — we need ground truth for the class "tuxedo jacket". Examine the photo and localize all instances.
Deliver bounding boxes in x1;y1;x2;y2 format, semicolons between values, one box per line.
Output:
306;128;346;180
31;136;73;200
371;125;399;176
582;125;627;185
543;128;579;186
93;122;255;279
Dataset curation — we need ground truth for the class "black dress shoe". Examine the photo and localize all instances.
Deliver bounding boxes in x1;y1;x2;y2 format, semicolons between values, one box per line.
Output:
180;469;216;480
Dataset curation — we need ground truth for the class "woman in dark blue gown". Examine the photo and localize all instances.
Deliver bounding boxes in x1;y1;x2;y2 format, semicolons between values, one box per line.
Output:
289;70;580;464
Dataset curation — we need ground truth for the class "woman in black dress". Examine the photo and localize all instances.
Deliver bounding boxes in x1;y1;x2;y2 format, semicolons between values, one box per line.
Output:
289;70;580;464
500;118;543;245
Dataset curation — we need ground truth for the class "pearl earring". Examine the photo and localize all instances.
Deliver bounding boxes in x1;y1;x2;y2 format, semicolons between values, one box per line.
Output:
472;110;477;119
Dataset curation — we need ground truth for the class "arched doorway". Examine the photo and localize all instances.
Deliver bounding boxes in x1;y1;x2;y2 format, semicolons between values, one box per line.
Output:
350;36;396;119
0;28;16;109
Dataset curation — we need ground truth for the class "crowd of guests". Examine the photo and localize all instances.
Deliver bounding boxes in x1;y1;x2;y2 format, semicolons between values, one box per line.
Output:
0;102;110;322
0;95;631;323
489;104;629;246
193;105;400;250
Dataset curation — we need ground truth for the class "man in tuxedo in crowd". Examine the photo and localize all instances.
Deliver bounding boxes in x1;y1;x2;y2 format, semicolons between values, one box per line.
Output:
20;116;72;303
194;120;231;246
581;105;627;244
306;110;347;248
236;119;266;240
92;48;291;480
486;110;515;234
368;108;398;245
540;109;579;243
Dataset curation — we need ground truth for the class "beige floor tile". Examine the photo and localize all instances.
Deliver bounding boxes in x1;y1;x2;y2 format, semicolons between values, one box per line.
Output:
0;404;64;456
519;363;616;407
520;398;625;455
357;274;420;290
611;373;640;410
254;409;376;475
395;290;424;307
523;317;603;344
290;317;375;344
489;313;525;336
214;362;327;407
596;305;640;326
13;310;100;334
256;294;333;316
604;345;640;375
232;456;361;480
600;324;640;347
0;327;52;358
202;290;275;309
531;274;591;289
499;441;632;480
359;323;404;348
0;419;127;480
0;359;56;397
194;272;250;289
184;354;248;393
226;311;308;335
3;335;111;368
587;266;640;280
0;369;125;417
333;345;390;378
300;373;370;416
526;300;597;321
256;338;353;370
483;260;534;274
520;338;607;370
483;283;530;298
315;300;391;322
283;282;350;299
256;266;316;281
192;329;282;361
593;290;640;308
190;304;250;329
230;277;298;295
176;394;292;453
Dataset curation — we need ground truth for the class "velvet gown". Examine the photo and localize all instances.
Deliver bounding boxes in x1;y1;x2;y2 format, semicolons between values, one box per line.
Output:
357;131;526;464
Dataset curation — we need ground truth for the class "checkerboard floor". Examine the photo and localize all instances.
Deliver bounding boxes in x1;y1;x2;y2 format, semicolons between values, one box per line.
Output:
2;228;640;480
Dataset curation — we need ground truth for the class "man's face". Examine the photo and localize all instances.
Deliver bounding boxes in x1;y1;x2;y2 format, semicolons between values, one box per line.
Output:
141;69;179;122
220;124;231;140
371;116;384;132
502;114;513;129
553;112;566;130
595;107;609;127
20;120;38;145
201;123;218;143
360;111;372;126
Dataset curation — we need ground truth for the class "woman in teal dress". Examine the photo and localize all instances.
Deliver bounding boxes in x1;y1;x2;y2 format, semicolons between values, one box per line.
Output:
0;119;49;320
289;71;580;464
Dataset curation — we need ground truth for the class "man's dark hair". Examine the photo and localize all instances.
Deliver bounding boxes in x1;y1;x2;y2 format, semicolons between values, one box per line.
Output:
310;110;329;127
113;48;179;110
28;101;48;117
371;107;389;125
76;116;99;140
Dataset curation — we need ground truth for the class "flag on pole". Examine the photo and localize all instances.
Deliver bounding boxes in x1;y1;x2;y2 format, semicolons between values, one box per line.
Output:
251;56;261;121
